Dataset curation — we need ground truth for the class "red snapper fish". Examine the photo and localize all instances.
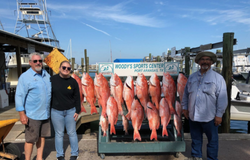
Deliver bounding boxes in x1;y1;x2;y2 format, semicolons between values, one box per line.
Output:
146;102;160;140
177;73;188;103
71;73;86;113
122;115;129;135
131;98;144;141
174;113;182;137
81;73;98;115
175;101;182;118
99;115;108;137
94;73;110;117
123;76;134;120
162;72;176;115
136;73;149;113
110;73;124;115
107;96;119;135
149;73;161;110
159;98;171;137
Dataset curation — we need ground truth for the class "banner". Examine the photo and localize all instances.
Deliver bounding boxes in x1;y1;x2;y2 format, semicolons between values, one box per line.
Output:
98;62;179;77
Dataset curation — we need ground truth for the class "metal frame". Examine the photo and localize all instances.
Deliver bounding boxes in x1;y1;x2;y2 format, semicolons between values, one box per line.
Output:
14;0;59;47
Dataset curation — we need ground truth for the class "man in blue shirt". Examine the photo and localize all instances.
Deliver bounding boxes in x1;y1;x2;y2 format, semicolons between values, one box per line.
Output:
182;51;228;160
15;52;51;160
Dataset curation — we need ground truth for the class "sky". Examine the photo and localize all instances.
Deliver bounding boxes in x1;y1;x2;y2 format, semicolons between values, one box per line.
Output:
1;0;250;65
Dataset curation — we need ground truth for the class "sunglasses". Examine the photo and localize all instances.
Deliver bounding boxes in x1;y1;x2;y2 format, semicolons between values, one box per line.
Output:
62;66;71;71
32;59;43;63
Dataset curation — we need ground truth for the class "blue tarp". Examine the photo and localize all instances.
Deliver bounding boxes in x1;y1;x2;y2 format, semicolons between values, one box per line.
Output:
114;59;143;63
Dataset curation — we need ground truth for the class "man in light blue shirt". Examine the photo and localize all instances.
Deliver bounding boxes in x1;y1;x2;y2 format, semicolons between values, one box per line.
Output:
15;52;51;160
182;51;228;160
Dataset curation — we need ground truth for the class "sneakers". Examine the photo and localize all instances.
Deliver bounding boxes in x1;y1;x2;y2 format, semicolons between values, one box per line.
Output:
69;156;78;160
57;156;65;160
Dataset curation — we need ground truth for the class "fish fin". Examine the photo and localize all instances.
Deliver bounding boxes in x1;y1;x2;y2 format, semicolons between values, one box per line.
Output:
81;104;87;113
150;129;158;140
110;124;116;135
91;105;98;115
162;127;168;137
134;129;141;141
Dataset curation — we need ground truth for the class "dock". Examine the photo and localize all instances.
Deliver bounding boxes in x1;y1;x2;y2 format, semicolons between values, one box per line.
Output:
0;102;100;131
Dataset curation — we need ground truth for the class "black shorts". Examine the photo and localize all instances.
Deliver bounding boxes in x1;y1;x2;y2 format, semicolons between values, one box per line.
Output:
25;118;51;143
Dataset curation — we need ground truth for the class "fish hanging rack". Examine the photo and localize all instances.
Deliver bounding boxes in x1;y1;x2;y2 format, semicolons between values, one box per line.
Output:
97;75;186;159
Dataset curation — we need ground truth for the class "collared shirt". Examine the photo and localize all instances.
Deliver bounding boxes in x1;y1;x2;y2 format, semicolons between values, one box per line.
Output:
181;68;228;122
15;68;51;120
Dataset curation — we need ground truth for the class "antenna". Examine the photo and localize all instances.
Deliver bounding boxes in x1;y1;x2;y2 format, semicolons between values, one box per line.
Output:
0;20;4;30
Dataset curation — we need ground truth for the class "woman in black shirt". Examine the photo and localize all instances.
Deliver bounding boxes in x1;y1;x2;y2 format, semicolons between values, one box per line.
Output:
51;61;80;160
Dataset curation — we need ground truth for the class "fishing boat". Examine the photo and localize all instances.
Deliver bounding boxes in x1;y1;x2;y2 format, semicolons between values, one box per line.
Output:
231;79;250;121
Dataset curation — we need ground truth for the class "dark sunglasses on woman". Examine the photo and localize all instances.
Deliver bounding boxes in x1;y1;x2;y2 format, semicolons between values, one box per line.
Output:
62;66;71;71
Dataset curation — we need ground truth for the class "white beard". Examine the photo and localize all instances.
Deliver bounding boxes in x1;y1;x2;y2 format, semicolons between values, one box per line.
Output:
35;67;42;72
201;65;209;70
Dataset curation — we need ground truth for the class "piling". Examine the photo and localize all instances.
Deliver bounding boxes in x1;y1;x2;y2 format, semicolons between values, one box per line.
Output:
184;47;190;76
81;58;84;73
221;32;234;133
16;46;22;78
71;58;75;71
84;49;87;72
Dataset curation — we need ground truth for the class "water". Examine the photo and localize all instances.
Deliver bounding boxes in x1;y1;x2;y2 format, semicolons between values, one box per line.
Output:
230;120;248;133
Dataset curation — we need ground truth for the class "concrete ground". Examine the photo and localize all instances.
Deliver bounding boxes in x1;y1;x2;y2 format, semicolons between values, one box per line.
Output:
2;122;250;160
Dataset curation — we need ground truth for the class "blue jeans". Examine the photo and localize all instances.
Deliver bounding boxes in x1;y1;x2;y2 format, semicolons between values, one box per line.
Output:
189;119;218;160
51;108;79;158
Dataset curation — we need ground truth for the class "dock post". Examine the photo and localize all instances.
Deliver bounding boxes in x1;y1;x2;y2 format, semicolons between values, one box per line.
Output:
71;57;75;71
86;57;89;74
84;49;87;72
16;46;22;78
81;58;84;73
185;47;190;76
221;32;234;133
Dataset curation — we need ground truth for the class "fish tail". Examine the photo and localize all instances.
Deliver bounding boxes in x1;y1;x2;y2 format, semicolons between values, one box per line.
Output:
162;127;168;137
150;129;158;140
133;129;141;141
125;112;131;120
81;104;87;113
169;104;176;115
177;131;181;137
110;124;116;135
91;105;98;115
103;132;107;137
118;104;124;115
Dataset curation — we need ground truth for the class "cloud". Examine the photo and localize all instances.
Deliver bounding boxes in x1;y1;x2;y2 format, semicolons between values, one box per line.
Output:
155;1;165;5
47;1;164;28
80;22;111;36
179;7;250;26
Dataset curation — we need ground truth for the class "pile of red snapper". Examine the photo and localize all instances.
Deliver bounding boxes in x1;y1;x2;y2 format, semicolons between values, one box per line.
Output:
71;72;188;141
97;72;188;141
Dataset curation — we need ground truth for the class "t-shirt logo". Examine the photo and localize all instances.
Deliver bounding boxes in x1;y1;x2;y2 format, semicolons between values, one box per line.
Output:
67;85;71;90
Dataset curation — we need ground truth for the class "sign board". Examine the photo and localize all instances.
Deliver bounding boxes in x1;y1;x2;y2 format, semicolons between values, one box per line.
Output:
27;44;35;53
44;48;69;74
171;47;176;57
98;62;179;77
